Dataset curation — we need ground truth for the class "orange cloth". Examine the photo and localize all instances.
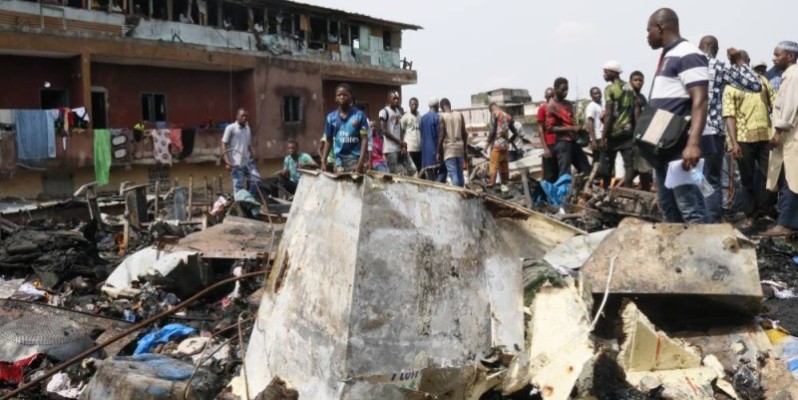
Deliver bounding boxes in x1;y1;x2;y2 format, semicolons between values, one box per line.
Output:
168;129;183;152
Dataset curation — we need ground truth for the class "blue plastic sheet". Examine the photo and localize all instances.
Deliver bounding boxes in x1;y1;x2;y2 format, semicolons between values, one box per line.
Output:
133;324;197;355
537;174;572;206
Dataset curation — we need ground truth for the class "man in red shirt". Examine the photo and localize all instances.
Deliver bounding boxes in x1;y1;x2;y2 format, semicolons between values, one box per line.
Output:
546;77;590;178
537;87;558;183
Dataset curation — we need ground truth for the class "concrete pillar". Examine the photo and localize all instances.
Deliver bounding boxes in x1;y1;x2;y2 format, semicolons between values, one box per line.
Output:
69;52;92;128
166;0;173;21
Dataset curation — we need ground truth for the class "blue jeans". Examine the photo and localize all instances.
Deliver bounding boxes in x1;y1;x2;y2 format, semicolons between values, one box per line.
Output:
231;161;261;199
702;135;725;222
445;157;465;187
655;163;708;223
372;162;389;173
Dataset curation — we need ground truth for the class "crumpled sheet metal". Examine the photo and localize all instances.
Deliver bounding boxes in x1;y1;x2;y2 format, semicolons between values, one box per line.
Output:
244;173;559;399
581;218;763;315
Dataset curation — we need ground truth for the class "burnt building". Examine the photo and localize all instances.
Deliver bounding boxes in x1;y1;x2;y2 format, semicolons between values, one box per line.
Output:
0;0;419;197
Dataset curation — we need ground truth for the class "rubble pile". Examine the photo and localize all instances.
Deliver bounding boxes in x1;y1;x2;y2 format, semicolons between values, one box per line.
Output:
1;172;798;399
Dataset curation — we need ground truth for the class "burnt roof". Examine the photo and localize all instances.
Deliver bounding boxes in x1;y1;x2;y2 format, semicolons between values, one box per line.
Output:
239;0;423;30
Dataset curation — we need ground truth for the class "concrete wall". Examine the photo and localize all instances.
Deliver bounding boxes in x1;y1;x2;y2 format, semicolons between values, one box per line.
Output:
91;62;250;128
0;56;75;109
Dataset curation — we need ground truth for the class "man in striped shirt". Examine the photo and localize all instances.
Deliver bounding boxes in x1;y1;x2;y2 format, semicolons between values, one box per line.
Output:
645;8;710;223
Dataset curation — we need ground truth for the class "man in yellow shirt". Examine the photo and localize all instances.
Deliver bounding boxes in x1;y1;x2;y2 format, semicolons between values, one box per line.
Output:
724;51;776;220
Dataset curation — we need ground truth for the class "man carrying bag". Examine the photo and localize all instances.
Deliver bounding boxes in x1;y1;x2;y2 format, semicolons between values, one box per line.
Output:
635;8;710;223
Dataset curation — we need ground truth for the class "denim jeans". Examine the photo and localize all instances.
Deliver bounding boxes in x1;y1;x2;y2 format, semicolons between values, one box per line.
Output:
445;157;465;187
231;161;261;199
655;163;708;223
385;152;417;176
702;135;725;222
372;162;389;173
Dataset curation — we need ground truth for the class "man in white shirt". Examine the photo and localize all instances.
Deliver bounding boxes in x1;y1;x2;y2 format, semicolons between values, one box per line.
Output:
584;87;606;184
222;108;261;198
380;91;417;176
400;97;422;170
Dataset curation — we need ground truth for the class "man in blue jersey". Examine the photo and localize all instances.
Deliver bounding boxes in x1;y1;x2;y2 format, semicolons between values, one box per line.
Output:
321;83;370;174
645;8;710;223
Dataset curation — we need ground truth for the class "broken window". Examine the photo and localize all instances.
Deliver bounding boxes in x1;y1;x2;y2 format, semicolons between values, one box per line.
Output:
383;30;391;50
350;24;360;49
266;10;277;34
282;96;302;123
141;93;167;122
328;20;339;43
340;22;350;46
308;16;326;50
222;1;247;30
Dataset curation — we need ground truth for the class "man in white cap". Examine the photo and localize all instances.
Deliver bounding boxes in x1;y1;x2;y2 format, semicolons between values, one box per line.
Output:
762;41;798;236
753;60;768;77
698;35;762;223
600;60;636;187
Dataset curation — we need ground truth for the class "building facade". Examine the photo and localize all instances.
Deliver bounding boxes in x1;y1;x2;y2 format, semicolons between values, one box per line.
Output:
0;0;419;197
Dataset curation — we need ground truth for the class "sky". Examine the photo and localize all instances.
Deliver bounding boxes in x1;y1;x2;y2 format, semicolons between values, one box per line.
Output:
303;0;798;107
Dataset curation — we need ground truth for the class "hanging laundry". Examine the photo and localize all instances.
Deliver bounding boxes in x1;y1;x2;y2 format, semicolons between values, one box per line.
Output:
110;129;129;161
14;110;56;160
71;107;90;130
150;129;172;165
168;128;183;153
94;129;112;186
180;128;195;158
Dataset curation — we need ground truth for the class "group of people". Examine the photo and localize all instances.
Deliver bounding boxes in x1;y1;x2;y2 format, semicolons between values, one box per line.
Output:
533;7;798;236
317;85;470;187
220;7;798;236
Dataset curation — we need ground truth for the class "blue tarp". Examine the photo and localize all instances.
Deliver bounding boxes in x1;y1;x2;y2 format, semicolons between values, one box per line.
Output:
134;323;197;355
14;110;55;160
537;174;572;207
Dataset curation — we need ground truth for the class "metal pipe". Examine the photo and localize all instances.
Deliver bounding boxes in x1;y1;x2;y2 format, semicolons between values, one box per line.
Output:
0;270;268;400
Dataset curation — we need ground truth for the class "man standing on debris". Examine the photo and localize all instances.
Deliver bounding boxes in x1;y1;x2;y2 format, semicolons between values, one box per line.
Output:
401;97;422;171
601;61;637;188
380;91;416;176
279;140;316;195
537;88;558;183
630;71;654;191
487;103;519;187
437;98;468;187
585;87;605;183
420;98;445;181
546;77;591;179
723;51;775;224
698;35;762;223
321;83;369;174
222;108;261;198
761;41;798;236
644;8;709;223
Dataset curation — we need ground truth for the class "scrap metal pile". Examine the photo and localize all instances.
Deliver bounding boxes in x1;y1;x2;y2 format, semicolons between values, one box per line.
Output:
1;172;798;399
